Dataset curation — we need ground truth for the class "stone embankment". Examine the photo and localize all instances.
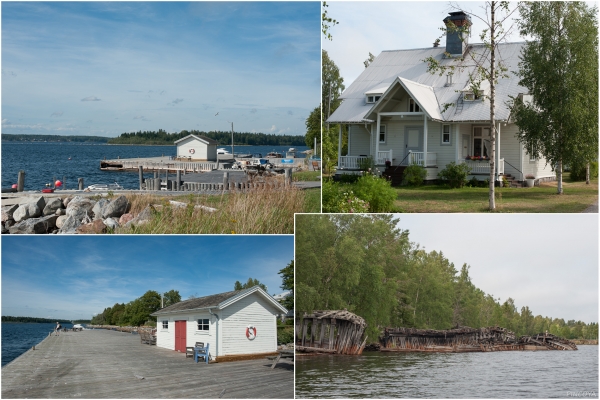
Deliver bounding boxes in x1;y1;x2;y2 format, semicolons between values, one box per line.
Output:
1;194;152;234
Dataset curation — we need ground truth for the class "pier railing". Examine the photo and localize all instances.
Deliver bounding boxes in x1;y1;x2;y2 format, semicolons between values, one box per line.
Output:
103;160;217;173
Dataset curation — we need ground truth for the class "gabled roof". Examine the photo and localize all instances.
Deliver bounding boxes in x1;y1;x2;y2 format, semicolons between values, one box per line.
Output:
174;134;219;145
151;286;288;316
327;42;527;124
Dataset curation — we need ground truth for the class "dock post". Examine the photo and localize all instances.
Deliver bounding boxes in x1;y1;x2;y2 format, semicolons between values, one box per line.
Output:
165;169;168;190
223;172;229;190
138;166;143;190
154;171;158;179
154;177;161;192
176;170;181;191
284;168;290;187
78;178;84;190
17;170;25;192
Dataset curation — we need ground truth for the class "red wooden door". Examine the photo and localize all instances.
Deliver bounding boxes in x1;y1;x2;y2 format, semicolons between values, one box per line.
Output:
175;320;187;352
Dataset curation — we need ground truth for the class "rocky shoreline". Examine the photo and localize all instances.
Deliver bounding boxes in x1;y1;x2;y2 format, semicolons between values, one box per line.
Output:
1;194;152;234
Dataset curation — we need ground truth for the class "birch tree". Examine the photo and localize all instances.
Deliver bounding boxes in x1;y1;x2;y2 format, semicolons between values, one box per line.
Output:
424;1;516;211
512;2;598;194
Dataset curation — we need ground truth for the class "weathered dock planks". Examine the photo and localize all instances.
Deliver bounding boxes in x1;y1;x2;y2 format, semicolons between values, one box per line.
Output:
296;310;367;355
2;329;292;398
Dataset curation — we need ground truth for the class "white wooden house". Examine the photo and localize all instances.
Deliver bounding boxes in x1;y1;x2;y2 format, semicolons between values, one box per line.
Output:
151;286;287;361
174;134;219;161
327;11;556;185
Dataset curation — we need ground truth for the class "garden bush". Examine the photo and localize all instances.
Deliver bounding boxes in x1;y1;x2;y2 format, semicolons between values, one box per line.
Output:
322;180;370;213
402;164;427;186
437;162;471;188
358;156;375;171
353;173;397;212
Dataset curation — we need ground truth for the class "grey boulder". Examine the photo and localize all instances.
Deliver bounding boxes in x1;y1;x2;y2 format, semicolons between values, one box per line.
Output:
66;196;95;221
92;199;110;220
103;217;120;230
9;215;58;234
1;204;19;222
43;197;64;216
102;195;129;219
13;203;42;222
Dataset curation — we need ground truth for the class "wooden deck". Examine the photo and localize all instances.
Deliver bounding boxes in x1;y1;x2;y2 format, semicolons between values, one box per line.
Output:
1;329;293;399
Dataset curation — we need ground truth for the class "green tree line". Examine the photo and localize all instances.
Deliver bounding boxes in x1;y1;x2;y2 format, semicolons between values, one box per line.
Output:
107;129;306;146
295;214;598;341
2;316;73;324
2;134;110;143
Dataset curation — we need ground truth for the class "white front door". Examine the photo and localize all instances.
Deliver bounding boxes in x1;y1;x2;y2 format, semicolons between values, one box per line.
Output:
462;135;470;159
404;127;423;164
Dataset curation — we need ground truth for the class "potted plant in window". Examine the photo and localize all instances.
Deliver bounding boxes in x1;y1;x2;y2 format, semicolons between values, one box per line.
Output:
525;174;535;188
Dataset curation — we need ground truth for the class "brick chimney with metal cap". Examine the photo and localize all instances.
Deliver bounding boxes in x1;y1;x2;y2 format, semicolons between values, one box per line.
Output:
443;11;471;58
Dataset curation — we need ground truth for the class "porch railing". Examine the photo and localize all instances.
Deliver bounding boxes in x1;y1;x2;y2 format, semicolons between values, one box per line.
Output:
339;156;369;170
462;158;504;175
407;151;437;166
376;150;393;165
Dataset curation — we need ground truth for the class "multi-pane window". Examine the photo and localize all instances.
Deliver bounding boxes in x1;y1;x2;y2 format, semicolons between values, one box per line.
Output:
409;99;420;112
442;124;451;144
162;321;168;329
379;125;387;143
367;95;381;104
197;319;209;331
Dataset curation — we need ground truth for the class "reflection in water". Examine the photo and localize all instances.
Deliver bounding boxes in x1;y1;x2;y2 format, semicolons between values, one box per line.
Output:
295;346;598;398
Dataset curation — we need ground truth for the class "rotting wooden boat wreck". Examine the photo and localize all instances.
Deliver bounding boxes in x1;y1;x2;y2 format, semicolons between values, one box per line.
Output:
380;326;578;352
296;310;367;355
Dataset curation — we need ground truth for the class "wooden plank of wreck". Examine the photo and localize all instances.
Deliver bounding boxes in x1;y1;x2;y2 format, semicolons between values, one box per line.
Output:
1;329;292;399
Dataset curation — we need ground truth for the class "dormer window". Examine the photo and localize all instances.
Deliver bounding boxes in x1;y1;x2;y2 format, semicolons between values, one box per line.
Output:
409;98;420;112
366;95;381;104
463;91;480;101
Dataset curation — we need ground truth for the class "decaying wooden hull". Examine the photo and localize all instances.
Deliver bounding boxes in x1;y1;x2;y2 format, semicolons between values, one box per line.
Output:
296;310;367;355
380;326;577;352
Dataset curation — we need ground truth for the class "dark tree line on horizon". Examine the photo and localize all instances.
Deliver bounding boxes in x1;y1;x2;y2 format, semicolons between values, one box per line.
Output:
295;215;598;342
2;316;73;324
107;129;306;146
1;134;110;143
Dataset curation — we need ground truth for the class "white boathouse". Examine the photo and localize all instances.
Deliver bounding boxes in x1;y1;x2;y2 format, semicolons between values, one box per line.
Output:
151;286;288;361
174;134;219;161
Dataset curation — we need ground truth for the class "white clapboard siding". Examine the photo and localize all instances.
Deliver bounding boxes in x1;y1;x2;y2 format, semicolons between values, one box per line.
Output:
220;295;278;356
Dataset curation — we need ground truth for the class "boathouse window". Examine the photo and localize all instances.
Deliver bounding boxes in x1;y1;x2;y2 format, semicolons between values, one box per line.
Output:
442;124;451;145
409;98;420;112
162;321;168;330
197;319;209;331
379;124;387;143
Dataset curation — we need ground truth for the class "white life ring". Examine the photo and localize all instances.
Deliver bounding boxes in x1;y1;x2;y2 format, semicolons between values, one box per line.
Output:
246;325;257;340
189;148;195;154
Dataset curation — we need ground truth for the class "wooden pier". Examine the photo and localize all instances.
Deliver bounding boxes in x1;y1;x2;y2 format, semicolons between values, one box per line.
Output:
2;329;292;398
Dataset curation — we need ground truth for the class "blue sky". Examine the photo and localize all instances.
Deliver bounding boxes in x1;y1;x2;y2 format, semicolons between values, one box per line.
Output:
1;235;293;320
1;2;320;137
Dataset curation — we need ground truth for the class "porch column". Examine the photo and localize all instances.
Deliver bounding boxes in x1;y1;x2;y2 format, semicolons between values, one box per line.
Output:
496;122;501;181
455;124;460;163
423;113;428;167
338;124;342;167
376;114;381;164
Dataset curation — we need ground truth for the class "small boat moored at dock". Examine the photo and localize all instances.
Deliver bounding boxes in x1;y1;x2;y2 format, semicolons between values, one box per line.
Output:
86;183;124;191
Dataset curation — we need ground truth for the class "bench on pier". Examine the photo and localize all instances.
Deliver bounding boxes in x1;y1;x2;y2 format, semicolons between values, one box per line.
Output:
270;350;294;369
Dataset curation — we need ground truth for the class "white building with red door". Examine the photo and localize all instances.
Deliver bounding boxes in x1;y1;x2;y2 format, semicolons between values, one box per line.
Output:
150;286;288;361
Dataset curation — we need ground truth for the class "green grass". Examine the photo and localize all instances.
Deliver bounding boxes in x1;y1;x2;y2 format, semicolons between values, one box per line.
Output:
393;174;598;213
293;171;321;181
303;188;321;213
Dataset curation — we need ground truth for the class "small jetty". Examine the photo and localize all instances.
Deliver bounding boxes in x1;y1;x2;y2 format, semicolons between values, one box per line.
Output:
2;328;292;398
296;310;367;355
380;326;578;352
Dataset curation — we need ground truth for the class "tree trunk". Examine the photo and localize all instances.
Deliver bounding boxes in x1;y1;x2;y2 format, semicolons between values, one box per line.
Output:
586;162;590;184
488;2;497;210
557;159;563;194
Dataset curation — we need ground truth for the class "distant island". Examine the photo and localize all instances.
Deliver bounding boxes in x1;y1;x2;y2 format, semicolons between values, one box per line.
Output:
2;316;73;324
2;134;110;143
2;130;307;146
107;129;307;146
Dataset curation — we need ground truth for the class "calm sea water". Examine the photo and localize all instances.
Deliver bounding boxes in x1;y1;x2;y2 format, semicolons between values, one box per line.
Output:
295;347;599;398
2;322;75;366
1;143;308;190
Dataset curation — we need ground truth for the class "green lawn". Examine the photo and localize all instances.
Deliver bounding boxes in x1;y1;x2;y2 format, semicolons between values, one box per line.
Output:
293;171;321;181
393;175;598;213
